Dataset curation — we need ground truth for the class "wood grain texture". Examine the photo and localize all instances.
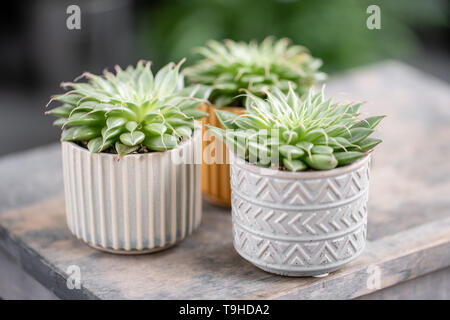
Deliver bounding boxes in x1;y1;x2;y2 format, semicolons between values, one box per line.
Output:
0;197;449;299
358;267;450;300
0;249;59;300
0;61;449;299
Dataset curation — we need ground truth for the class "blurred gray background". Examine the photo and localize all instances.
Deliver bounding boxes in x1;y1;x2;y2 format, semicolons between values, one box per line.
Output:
1;0;448;156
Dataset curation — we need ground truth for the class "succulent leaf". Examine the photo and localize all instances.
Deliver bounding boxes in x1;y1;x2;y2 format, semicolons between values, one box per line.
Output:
107;117;127;130
102;126;122;143
296;141;314;153
283;158;307;172
305;154;338;170
144;123;167;136
52;93;82;106
334;151;364;166
175;126;193;138
87;137;103;153
344;127;374;144
214;110;240;130
280;145;305;160
182;109;208;119
144;134;178;151
120;131;145;146
352;115;386;129
62;126;101;141
116;143;139;157
46;104;73;117
311;145;333;155
53;118;66;127
354;137;382;152
125;121;138;132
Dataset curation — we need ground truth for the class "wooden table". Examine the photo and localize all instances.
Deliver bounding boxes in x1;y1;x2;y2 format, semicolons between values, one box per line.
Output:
0;61;449;299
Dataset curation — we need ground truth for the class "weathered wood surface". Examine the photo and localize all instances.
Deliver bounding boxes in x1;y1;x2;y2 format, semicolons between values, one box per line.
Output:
0;61;449;299
358;267;450;300
0;249;59;300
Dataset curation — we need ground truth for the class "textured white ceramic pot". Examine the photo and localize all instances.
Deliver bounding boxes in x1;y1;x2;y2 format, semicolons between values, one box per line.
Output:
61;128;202;254
230;153;370;276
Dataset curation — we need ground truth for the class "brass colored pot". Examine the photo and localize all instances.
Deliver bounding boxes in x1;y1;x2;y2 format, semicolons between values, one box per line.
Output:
199;104;245;207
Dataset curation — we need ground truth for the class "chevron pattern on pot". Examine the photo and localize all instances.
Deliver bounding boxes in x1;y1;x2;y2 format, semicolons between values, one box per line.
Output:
233;222;366;269
230;160;370;207
232;193;368;239
229;154;371;276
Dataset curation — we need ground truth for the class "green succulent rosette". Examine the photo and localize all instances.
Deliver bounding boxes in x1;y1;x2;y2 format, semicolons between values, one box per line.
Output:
185;37;326;107
208;85;384;171
47;60;211;156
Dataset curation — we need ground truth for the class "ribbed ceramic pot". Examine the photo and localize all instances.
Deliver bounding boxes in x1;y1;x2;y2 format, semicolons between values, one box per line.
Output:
199;104;245;207
230;153;370;276
61;127;202;254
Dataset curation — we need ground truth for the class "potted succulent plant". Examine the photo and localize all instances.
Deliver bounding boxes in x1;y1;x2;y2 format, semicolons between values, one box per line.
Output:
208;86;384;276
185;37;326;207
46;60;207;254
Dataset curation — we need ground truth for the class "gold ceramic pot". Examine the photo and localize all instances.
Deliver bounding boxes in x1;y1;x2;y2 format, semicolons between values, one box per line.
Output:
199;104;245;207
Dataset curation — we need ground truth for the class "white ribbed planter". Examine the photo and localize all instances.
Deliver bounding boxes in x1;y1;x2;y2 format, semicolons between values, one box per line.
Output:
61;128;202;254
230;153;370;276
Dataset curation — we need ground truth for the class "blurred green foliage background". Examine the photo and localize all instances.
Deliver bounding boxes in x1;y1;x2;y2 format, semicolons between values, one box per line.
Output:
137;0;448;72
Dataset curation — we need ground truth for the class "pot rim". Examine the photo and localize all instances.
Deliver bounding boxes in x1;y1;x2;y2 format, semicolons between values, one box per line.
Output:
61;122;201;159
231;151;371;179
